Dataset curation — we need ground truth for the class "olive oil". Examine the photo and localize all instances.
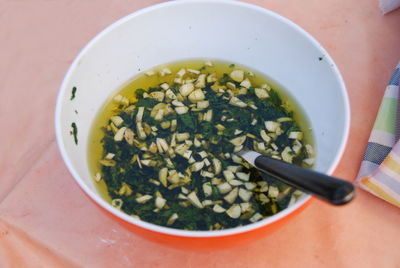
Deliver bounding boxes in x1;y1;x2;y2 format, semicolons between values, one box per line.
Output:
88;59;314;221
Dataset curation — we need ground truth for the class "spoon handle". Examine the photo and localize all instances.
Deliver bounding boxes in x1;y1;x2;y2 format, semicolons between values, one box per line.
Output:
254;155;355;205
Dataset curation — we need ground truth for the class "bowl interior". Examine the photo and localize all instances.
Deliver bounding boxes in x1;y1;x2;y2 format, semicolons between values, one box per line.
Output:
55;0;349;236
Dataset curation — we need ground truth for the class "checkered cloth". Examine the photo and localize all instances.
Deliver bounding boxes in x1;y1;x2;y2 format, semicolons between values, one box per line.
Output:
379;0;400;14
356;62;400;207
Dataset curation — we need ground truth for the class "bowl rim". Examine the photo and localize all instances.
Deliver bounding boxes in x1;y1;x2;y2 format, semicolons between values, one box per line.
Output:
55;0;350;238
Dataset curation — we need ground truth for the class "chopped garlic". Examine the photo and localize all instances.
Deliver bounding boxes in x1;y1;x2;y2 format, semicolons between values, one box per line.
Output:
226;204;241;218
178;193;187;200
154;109;164;121
270;143;278;151
176;68;186;77
203;109;213;121
195;74;206;88
212;178;222;185
227;165;241;173
202;200;213;206
194;138;202;147
140;159;157;167
249;212;263;223
234;129;243;135
230;70;244;82
94;172;102;182
305;144;315;158
188;89;205;103
257;142;266;151
165;89;177;100
207;73;217;83
233;145;243;153
217;182;232;194
213;204;226;213
229;96;247;108
160;83;169;90
255;88;269;99
240;78;251;89
265;121;280;132
175;106;189;114
171;119;177;131
226;82;236;90
176;132;190;142
230;135;246;146
292;139;303;154
268;186;279;199
187;68;200;74
281;146;294;163
260;130;271;144
156;138;169;152
228;179;243;186
179;83;194;96
172;100;185;107
135;106;144;122
277;117;292;122
188;156;195;164
244;182;256;190
238;188;252;202
174;77;183;84
231;154;243;164
259;193;270;204
240;202;251;213
197;151;207;158
197;100;209;109
182;149;192;160
113;94;129;106
224;187;238;204
212;158;222;175
167;213;178;225
155;196;167;209
105;153;115;160
110;116;124;127
149;91;165;102
191;161;204;172
181;187;189;194
167;171;179;185
259;183;269;192
159;67;172;76
136;195;152;204
201;170;214;178
223;170;235;181
203;182;212;197
159;168;168;187
149;179;160;186
124;128;135;145
114;127;127;142
236;172;250;181
187;191;204;209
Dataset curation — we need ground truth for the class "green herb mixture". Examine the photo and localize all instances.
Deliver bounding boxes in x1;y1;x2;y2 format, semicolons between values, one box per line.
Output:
93;60;315;230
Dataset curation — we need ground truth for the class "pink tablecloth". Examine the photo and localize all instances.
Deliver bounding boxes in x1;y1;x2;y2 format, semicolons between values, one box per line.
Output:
1;0;400;267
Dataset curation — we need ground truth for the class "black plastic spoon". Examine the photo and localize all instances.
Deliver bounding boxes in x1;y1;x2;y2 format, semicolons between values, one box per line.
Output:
237;150;355;205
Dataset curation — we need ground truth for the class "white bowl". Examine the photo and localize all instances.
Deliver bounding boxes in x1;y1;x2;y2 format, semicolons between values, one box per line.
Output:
55;0;349;249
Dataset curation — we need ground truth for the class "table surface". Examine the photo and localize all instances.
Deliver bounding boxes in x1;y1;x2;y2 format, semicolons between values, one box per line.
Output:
0;0;399;267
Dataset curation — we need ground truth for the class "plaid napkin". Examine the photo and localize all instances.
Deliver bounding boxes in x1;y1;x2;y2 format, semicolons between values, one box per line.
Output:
379;0;400;14
356;62;400;207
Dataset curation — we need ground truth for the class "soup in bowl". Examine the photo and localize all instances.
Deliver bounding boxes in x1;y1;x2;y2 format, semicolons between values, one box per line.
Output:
55;0;349;249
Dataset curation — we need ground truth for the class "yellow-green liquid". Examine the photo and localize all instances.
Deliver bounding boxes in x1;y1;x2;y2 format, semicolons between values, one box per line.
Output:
88;59;314;203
